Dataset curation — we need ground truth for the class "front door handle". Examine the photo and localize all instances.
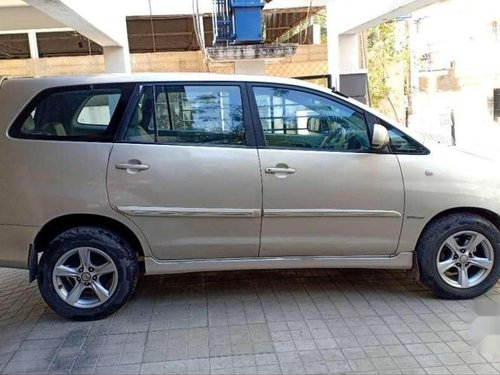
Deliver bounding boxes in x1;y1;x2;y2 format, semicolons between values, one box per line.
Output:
265;167;296;175
116;161;150;171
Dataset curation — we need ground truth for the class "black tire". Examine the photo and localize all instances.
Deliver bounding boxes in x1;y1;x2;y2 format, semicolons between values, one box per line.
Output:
38;226;138;320
417;213;500;299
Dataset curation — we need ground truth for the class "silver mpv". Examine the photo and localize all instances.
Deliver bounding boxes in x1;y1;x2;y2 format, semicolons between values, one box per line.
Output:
0;73;499;320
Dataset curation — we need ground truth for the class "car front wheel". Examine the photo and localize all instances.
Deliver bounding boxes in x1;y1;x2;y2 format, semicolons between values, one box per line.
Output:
37;226;138;320
417;213;500;299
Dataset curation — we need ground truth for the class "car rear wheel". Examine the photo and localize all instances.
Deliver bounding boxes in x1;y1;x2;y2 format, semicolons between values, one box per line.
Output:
38;226;138;320
417;213;500;299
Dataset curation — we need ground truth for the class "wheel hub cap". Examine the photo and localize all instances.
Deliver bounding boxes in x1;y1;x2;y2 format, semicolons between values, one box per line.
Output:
52;247;118;309
436;230;494;289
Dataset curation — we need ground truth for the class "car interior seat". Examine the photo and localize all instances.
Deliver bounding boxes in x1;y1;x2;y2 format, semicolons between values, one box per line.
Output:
41;122;67;136
126;106;153;142
22;115;36;133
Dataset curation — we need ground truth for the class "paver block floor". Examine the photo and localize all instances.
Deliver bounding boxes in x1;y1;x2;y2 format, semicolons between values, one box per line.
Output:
0;267;499;374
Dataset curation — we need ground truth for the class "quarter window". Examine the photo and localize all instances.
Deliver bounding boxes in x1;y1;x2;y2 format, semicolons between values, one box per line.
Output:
387;127;428;154
11;86;127;140
125;85;245;146
252;86;370;151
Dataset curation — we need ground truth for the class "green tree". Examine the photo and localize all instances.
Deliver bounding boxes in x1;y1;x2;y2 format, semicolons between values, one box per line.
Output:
367;21;409;115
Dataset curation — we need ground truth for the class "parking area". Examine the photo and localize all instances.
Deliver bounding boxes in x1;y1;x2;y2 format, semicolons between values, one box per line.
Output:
0;267;499;375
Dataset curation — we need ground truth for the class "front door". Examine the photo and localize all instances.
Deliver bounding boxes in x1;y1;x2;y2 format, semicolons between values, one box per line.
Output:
107;83;262;260
250;84;405;257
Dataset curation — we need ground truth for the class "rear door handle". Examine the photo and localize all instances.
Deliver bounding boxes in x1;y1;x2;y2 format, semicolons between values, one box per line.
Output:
116;162;150;171
265;167;296;174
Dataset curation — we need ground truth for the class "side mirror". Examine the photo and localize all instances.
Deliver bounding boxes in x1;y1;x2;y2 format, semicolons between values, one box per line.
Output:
371;124;389;150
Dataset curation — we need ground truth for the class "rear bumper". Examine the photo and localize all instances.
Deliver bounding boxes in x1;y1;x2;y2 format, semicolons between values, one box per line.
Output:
0;225;40;269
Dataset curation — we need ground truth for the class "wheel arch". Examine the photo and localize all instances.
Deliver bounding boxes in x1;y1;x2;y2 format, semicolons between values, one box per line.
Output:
33;213;147;272
419;207;500;241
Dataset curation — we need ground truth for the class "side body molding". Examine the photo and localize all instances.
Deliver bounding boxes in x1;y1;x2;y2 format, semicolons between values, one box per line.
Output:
117;206;402;219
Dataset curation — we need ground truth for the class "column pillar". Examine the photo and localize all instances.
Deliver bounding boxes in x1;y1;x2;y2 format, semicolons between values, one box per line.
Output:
103;46;131;74
326;0;340;89
338;33;360;74
27;31;39;59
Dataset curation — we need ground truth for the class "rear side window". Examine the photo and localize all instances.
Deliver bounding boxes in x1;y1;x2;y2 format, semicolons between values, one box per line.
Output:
9;84;133;141
124;84;246;146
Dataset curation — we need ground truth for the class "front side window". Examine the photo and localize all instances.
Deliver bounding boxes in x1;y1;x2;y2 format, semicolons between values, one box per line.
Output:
11;86;128;140
125;85;245;146
252;86;370;151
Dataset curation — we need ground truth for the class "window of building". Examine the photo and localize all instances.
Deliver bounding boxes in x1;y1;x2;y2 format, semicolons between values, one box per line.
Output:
36;32;102;58
126;17;214;53
0;34;30;60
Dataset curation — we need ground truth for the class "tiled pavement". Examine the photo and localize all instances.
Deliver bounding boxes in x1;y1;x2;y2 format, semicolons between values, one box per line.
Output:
0;267;499;375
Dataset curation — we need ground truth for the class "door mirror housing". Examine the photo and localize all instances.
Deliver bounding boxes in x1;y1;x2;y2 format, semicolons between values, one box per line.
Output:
371;124;389;150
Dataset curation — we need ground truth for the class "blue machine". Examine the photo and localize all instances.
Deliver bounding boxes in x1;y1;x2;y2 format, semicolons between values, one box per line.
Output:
212;0;265;44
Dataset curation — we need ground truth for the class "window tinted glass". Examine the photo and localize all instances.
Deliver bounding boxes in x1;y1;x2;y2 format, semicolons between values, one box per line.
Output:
125;86;155;143
76;93;121;126
253;86;370;151
16;88;123;138
125;85;245;145
388;127;428;154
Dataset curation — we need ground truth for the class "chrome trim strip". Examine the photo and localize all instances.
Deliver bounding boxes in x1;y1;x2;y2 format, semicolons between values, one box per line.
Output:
117;206;261;218
117;207;401;219
144;252;414;275
264;209;402;218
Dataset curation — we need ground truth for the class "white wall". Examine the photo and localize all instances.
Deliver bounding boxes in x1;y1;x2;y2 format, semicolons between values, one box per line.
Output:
405;0;500;156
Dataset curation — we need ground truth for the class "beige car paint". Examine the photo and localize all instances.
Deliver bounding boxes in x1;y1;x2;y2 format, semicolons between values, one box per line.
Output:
0;73;499;274
107;143;262;259
397;146;500;252
0;225;40;268
0;138;153;266
257;149;405;257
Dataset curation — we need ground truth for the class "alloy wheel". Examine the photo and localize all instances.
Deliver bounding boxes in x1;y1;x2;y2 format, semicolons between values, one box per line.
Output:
436;230;494;289
52;247;118;308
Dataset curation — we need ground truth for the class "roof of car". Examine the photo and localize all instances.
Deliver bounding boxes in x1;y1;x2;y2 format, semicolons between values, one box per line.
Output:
4;72;330;92
4;72;366;109
3;72;400;129
0;72;419;143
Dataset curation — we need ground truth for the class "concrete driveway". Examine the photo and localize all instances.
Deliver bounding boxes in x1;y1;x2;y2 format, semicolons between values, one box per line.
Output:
0;267;499;374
